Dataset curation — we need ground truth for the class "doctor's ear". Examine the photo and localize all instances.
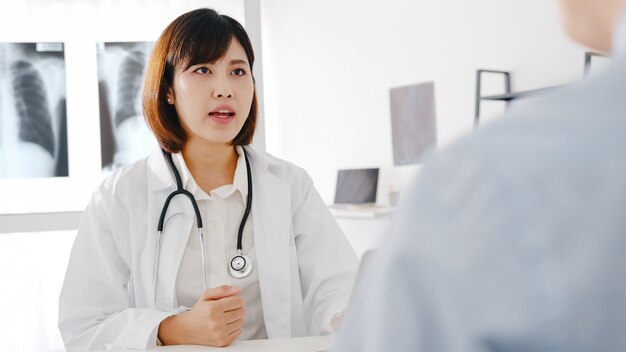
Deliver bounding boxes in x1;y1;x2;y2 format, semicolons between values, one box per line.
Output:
166;89;175;105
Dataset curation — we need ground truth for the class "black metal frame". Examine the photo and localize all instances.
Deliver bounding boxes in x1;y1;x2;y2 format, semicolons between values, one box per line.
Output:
584;52;605;76
474;69;511;127
474;52;603;127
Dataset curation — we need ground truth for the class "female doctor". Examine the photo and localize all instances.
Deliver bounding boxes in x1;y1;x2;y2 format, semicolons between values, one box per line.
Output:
58;8;358;351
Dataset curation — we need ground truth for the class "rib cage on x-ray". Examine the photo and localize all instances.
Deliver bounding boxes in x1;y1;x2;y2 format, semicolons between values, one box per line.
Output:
98;41;156;172
0;42;68;179
11;60;55;156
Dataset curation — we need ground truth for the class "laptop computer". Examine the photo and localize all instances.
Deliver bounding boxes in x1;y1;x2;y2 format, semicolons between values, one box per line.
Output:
329;168;391;217
332;168;379;207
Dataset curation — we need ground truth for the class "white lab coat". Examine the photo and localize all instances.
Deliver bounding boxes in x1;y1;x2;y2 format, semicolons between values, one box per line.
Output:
58;145;358;351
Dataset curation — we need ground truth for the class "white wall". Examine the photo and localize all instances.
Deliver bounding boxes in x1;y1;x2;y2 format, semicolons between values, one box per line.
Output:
260;0;586;204
0;230;76;351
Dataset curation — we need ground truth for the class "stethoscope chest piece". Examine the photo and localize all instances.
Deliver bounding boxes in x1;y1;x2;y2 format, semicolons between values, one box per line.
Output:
230;252;253;279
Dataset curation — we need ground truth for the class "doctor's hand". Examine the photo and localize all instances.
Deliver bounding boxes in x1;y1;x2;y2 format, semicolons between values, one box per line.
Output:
158;285;245;347
331;311;345;332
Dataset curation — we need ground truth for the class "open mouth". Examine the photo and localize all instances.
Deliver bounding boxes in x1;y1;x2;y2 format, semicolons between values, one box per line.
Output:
208;111;235;118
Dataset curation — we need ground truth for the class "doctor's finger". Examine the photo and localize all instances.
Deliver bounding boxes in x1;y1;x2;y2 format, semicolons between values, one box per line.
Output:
216;294;245;312
200;285;240;301
227;323;243;337
222;307;245;324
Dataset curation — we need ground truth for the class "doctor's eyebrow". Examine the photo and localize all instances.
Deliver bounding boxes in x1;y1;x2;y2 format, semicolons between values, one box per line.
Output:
229;59;249;66
186;59;249;70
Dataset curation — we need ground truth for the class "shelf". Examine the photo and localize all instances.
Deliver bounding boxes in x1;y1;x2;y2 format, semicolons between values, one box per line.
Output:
480;85;565;101
475;52;600;126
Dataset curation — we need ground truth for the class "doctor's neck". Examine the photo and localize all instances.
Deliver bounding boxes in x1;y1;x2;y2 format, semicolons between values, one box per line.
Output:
180;139;238;190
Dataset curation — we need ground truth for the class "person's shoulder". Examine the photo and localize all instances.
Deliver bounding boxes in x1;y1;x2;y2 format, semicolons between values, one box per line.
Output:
96;155;152;199
244;145;311;183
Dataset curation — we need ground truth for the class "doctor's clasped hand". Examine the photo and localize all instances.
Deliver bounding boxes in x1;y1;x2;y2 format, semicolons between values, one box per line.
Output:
158;285;244;347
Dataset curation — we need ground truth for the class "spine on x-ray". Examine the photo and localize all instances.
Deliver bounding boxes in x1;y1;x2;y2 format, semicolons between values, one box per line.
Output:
11;60;55;157
114;50;146;127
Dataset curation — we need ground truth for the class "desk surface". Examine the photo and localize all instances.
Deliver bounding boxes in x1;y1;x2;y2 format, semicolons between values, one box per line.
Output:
104;336;332;352
329;205;393;218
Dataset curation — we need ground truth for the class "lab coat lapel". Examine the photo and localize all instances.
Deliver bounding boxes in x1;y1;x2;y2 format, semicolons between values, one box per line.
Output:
247;147;292;337
147;150;194;311
158;197;194;310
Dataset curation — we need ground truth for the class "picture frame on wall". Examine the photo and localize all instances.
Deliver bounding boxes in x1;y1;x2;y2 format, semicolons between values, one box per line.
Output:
389;81;437;166
97;41;157;173
0;42;68;179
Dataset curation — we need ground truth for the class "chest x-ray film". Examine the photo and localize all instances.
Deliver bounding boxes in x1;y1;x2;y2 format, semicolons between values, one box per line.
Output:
97;42;158;173
389;81;437;165
0;42;68;179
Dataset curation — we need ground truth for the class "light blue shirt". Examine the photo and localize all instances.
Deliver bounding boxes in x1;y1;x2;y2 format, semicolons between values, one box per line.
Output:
334;14;626;352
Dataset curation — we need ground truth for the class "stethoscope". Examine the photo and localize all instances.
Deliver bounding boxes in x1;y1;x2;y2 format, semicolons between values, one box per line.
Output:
153;147;253;308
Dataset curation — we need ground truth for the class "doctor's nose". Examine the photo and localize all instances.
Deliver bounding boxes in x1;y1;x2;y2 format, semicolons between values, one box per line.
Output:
213;81;233;99
215;91;233;99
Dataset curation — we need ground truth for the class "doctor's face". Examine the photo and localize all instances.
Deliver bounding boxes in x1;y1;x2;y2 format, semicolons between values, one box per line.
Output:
167;38;254;146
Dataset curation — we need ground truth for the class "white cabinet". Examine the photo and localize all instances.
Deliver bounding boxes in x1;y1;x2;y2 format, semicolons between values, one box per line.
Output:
331;209;394;258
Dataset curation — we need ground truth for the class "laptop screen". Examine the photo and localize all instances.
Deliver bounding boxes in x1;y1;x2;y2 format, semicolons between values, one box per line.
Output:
334;168;379;204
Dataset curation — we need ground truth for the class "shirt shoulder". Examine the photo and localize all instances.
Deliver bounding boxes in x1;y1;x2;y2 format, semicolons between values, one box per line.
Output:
244;146;312;186
94;155;152;206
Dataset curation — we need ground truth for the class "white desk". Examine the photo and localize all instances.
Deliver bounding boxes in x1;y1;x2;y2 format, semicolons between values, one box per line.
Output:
331;207;393;258
104;336;332;352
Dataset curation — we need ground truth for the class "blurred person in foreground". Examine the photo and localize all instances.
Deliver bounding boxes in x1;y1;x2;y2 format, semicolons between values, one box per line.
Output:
334;0;626;351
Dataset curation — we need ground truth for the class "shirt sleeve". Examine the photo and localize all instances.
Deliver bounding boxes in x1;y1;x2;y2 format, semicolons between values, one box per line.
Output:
291;172;359;335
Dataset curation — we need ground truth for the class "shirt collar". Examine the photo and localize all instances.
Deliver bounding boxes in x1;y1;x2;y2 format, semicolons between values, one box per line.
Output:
613;9;626;58
171;145;248;201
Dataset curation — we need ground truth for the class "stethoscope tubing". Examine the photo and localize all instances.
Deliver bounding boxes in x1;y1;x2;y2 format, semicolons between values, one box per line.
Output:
236;150;252;251
153;147;252;311
158;151;203;230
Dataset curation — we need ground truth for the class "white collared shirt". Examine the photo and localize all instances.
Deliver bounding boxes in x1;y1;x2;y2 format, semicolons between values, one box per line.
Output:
173;146;267;340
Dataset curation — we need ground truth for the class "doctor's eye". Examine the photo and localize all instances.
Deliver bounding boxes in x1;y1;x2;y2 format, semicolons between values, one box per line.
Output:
232;68;246;76
194;66;211;74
